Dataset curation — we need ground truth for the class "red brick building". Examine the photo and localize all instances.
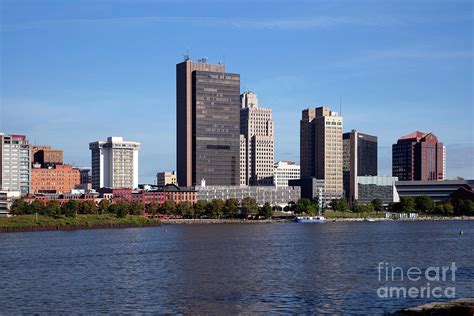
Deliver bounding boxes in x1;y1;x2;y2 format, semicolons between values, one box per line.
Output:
100;185;196;207
392;131;444;181
31;164;81;193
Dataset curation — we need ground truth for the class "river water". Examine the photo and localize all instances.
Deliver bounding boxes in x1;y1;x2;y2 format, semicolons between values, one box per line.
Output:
0;221;473;314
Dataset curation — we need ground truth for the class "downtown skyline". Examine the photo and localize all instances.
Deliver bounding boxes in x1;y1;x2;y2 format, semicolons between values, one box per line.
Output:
1;0;473;182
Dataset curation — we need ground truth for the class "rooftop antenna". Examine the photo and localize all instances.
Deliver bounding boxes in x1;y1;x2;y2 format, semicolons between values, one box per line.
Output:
339;96;342;115
184;48;190;61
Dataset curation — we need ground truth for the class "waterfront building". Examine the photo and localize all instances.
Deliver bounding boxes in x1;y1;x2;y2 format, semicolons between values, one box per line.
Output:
343;130;378;205
392;131;444;181
195;183;300;208
27;192;99;205
31;164;80;193
0;133;31;194
300;106;343;200
395;179;474;203
0;190;21;216
240;91;274;186
156;171;177;187
356;176;399;205
89;137;140;190
101;184;197;206
31;145;63;167
273;161;300;187
176;57;240;187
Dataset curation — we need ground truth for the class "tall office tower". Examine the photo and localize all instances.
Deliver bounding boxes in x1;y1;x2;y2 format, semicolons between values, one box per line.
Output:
343;130;378;205
392;131;444;181
89;137;140;190
240;91;274;186
0;133;31;194
176;57;240;186
300;106;343;199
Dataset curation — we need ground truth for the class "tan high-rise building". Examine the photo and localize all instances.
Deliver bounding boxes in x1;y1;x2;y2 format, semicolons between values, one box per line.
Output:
240;91;274;186
300;106;343;199
156;171;177;187
176;57;240;187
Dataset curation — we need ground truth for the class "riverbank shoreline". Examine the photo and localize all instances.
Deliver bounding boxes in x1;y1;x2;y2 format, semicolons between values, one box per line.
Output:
0;215;161;233
161;216;474;224
1;215;472;233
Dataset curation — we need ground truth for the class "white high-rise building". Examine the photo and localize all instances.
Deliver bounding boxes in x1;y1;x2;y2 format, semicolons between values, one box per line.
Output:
273;161;300;187
0;133;31;195
89;137;140;189
442;145;446;180
240;91;274;186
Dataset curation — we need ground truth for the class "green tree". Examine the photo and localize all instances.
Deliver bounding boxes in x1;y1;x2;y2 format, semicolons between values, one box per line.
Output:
223;198;239;218
29;200;45;215
193;200;208;218
241;197;258;218
415;195;434;213
160;200;177;215
129;201;144;215
79;200;97;214
61;200;79;218
371;198;384;212
400;196;416;212
454;199;474;215
145;202;158;214
98;199;111;214
258;202;273;219
9;199;29;215
295;198;312;214
206;199;225;218
332;198;349;212
45;200;62;217
110;201;128;218
176;201;194;218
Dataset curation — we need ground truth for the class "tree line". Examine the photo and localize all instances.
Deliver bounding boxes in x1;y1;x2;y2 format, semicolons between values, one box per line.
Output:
9;197;273;219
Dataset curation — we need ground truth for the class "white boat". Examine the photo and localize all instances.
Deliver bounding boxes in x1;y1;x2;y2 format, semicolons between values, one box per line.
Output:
294;216;326;223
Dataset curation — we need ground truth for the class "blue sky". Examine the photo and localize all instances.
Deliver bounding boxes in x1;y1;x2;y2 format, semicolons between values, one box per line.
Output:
1;0;473;183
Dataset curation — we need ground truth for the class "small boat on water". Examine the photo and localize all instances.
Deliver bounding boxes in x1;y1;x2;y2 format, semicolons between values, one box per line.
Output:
294;216;326;223
365;218;376;222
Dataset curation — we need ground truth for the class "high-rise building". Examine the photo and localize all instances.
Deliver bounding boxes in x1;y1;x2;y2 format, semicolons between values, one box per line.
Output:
156;171;177;187
31;145;63;167
392;131;444;181
442;145;446;180
240;91;274;186
300;106;343;201
343;130;378;204
273;161;300;187
89;137;140;189
176;58;240;186
31;164;80;193
0;133;31;194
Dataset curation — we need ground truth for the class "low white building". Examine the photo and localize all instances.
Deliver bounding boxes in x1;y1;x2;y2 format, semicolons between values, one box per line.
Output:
273;161;300;187
0;190;21;217
196;181;300;208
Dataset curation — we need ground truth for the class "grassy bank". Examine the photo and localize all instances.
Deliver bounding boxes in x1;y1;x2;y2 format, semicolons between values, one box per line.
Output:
0;214;160;233
324;210;386;219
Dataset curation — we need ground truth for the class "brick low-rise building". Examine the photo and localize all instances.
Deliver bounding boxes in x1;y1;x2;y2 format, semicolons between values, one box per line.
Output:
31;164;81;193
100;184;197;207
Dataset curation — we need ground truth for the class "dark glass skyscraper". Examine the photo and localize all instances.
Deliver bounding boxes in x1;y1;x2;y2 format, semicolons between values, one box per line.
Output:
176;59;240;186
392;131;444;181
343;130;378;204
